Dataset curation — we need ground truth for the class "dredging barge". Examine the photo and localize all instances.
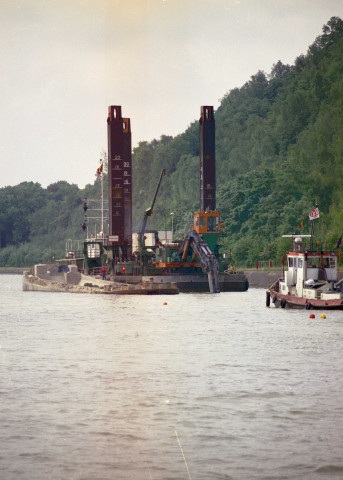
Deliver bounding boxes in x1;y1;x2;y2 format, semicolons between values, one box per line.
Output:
71;105;248;294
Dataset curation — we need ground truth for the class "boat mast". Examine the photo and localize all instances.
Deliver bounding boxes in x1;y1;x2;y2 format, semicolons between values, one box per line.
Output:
101;162;104;239
310;201;318;250
310;221;314;250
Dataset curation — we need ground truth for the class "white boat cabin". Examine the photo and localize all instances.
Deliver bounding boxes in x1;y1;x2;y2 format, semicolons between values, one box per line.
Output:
279;236;339;300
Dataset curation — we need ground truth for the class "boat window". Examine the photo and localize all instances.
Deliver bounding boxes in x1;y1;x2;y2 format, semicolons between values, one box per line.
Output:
307;258;318;268
298;258;303;268
207;216;218;232
329;257;336;268
195;217;199;227
289;258;293;267
323;258;330;268
200;216;205;228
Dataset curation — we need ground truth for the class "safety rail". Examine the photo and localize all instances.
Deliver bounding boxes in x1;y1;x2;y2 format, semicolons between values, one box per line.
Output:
66;249;83;259
81;266;103;276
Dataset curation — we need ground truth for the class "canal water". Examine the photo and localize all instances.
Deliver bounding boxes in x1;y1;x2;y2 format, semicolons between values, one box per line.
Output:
1;274;343;480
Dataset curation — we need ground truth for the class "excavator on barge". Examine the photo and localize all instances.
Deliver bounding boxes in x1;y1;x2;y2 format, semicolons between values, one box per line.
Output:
135;106;248;293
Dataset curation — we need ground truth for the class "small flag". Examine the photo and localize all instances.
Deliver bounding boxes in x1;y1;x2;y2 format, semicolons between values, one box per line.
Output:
336;235;342;249
299;220;304;228
309;207;320;221
97;163;103;175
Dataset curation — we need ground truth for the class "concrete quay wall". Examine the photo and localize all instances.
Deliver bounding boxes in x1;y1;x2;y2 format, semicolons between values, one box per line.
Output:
0;268;28;274
244;270;282;288
244;269;343;288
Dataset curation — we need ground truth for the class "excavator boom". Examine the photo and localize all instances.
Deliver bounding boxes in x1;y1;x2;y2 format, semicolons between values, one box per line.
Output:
179;230;220;293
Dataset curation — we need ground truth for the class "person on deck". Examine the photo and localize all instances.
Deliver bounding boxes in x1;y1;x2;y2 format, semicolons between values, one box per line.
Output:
100;266;107;280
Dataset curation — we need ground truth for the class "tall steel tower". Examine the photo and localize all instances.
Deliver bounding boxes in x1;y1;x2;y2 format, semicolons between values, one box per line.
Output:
107;106;132;259
199;105;216;212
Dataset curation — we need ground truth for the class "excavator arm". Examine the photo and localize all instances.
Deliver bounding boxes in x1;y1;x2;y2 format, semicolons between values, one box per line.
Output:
179;230;220;293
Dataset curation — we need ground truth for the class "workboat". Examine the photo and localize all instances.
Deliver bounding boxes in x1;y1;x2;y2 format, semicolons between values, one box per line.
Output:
266;235;343;309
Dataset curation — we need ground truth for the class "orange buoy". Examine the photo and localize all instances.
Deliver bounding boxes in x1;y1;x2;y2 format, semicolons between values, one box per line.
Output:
309;314;315;318
163;302;167;305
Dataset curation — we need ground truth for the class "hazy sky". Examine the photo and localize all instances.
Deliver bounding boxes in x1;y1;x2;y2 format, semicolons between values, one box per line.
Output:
1;0;343;189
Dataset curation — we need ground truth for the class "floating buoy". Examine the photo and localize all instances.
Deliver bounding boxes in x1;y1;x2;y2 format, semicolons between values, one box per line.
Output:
163;302;167;305
320;314;326;319
309;314;315;318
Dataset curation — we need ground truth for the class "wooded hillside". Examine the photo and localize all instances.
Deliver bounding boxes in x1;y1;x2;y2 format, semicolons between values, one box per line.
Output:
1;17;343;267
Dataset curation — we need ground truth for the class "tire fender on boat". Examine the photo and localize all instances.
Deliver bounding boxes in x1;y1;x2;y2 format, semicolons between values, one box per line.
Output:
305;302;311;310
266;290;271;307
280;299;286;308
272;295;277;304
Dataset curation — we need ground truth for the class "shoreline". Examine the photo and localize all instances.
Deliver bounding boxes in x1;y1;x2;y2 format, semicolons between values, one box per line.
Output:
1;267;283;288
0;268;29;275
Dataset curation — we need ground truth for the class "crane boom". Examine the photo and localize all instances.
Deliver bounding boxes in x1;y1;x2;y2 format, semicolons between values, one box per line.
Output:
139;168;166;248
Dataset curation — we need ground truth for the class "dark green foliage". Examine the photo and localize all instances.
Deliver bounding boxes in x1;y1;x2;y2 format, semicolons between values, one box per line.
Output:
0;179;103;266
1;17;343;267
0;182;47;248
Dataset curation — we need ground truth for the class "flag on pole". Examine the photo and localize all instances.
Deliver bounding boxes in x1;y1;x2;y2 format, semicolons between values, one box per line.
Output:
97;163;103;175
309;207;320;221
336;235;342;249
281;251;285;265
299;220;304;228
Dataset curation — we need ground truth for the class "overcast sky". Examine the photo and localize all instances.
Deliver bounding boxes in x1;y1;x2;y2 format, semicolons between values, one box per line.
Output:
1;0;343;189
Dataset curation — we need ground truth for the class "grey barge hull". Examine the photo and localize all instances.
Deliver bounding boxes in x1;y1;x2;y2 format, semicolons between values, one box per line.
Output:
141;272;249;292
111;272;248;293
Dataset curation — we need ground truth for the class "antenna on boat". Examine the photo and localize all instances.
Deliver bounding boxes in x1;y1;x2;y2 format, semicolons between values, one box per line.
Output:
175;431;192;480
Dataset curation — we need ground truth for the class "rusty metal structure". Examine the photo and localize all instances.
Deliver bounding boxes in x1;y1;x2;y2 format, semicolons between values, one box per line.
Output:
122;117;132;254
107;106;132;259
199;105;216;212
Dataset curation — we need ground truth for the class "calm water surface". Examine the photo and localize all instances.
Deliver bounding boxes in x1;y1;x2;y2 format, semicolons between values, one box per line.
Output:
1;274;343;479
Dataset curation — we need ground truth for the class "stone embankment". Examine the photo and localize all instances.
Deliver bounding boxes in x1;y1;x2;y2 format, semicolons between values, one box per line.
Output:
244;270;282;288
244;269;343;288
0;268;28;274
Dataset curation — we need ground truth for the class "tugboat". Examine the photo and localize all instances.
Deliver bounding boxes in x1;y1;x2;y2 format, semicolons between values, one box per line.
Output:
266;235;343;309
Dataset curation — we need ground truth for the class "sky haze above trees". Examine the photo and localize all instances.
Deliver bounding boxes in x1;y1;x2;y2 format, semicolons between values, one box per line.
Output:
1;0;343;189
